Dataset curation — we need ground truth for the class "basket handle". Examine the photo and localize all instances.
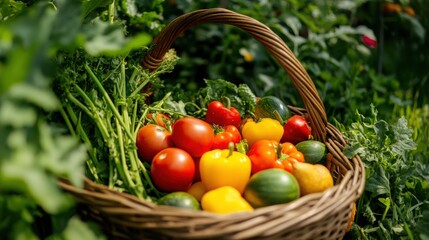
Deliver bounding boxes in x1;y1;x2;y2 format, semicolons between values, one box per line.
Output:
142;8;328;142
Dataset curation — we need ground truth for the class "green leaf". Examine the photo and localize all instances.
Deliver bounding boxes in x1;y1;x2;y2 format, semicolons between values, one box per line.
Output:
0;162;74;213
8;83;60;111
366;167;390;197
416;211;429;240
81;20;152;56
391;117;417;156
82;0;112;19
344;143;365;159
0;0;26;20
0;100;37;128
199;79;256;116
61;216;106;240
399;13;425;41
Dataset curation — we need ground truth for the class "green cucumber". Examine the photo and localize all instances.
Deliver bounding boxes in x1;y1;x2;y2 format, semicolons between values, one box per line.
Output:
244;169;300;208
157;192;201;210
255;96;291;123
295;140;326;164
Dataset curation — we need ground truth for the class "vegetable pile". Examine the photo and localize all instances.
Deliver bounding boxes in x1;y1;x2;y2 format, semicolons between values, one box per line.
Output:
56;50;337;216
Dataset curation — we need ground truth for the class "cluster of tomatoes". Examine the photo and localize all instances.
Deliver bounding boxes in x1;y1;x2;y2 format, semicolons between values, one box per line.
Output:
136;98;312;194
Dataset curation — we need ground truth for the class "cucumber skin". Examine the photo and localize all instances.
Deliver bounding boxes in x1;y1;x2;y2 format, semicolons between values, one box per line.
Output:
295;140;327;164
157;192;201;210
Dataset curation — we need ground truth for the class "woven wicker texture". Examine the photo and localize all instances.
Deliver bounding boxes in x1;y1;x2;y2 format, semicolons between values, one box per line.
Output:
59;8;365;240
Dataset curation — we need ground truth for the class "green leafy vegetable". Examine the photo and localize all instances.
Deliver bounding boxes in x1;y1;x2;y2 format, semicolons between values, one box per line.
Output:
197;79;257;117
340;105;428;240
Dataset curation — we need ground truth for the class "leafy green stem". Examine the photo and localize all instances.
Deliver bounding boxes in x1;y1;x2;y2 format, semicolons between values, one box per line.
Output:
108;0;115;24
63;102;101;183
84;63;134;140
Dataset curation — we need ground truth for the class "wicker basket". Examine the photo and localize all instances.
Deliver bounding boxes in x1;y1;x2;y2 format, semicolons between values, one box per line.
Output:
59;8;365;240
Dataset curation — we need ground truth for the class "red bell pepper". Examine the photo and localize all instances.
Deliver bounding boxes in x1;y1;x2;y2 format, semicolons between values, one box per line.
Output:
205;99;241;128
281;115;312;144
211;125;242;150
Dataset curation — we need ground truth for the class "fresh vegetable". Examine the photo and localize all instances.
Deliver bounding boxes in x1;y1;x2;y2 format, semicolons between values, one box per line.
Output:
199;144;251;194
280;142;305;172
246;140;283;174
147;112;170;128
205;99;242;128
281;115;312;144
244;169;300;208
157;192;200;210
211;125;242;150
197;79;257;117
254;96;291;123
241;118;284;147
136;124;173;163
341;107;426;240
187;181;207;202
171;117;214;158
151;148;195;192
201;186;254;214
295;140;326;164
292;161;333;196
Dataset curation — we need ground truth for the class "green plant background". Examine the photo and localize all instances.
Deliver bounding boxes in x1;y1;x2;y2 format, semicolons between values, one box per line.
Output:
1;0;428;239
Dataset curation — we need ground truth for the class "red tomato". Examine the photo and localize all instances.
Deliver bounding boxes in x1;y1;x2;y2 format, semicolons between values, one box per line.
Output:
171;117;214;157
151;148;195;192
281;115;312;144
212;125;242;150
136;124;173;163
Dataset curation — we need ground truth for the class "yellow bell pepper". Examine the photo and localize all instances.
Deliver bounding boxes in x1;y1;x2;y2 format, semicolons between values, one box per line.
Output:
199;143;251;194
241;118;284;147
201;186;254;214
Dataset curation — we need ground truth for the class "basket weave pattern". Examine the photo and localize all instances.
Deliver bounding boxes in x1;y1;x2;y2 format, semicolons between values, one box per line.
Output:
59;8;365;240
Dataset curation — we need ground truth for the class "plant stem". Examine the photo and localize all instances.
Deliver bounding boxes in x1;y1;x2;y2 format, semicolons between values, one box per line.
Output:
115;117;140;197
63;102;101;183
58;103;76;136
108;0;115;24
84;63;134;140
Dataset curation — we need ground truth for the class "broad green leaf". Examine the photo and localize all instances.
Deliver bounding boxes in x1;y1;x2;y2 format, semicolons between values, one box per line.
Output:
0;163;74;213
51;0;82;47
82;0;112;19
391;117;417;155
0;0;26;20
8;83;60;111
399;13;425;41
0;100;37;127
81;20;151;56
284;15;301;36
366;167;390;197
38;121;87;187
61;216;106;240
